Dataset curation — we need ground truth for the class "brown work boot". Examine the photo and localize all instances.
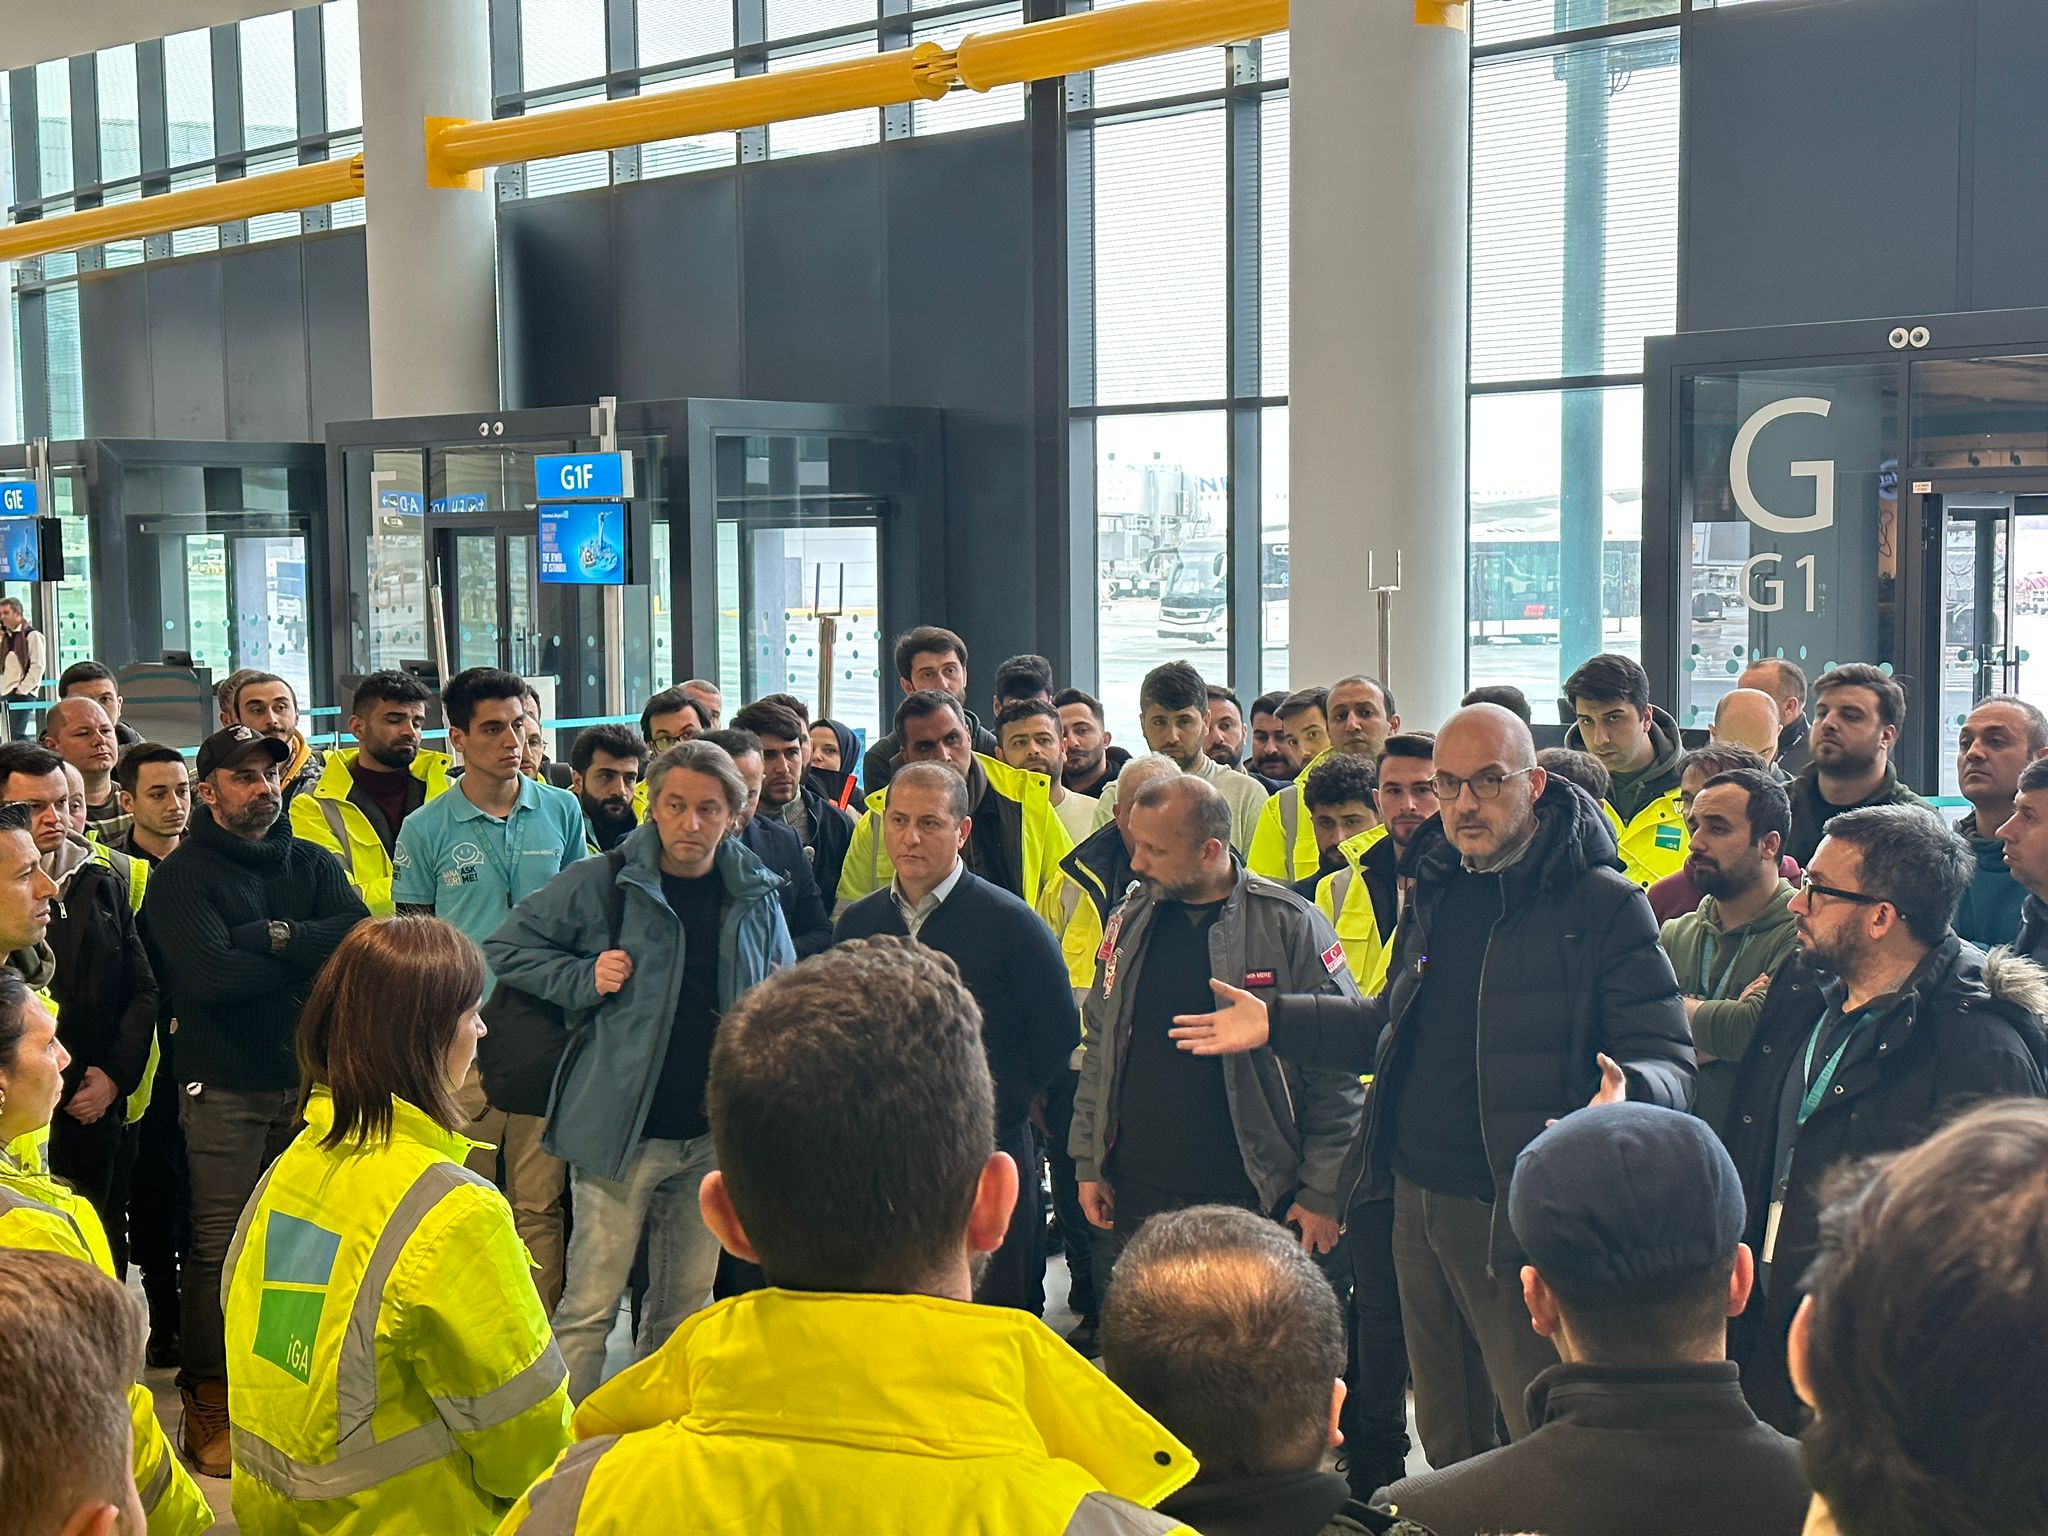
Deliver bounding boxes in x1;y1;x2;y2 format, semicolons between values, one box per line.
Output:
180;1379;231;1478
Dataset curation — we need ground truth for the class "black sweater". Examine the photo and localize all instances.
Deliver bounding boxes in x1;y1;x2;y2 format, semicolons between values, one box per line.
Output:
142;805;369;1091
836;868;1078;1133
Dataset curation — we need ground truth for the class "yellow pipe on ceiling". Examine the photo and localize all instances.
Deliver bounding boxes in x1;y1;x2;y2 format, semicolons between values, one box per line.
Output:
428;0;1294;185
0;154;364;265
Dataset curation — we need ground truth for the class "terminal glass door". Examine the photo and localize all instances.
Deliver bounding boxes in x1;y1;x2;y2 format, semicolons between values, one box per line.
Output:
160;529;313;703
1927;493;2048;795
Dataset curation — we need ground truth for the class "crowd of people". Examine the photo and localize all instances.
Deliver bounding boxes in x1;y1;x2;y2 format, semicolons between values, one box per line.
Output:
1;630;2046;1536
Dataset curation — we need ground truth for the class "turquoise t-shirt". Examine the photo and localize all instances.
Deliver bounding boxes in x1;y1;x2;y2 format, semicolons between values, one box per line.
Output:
392;774;588;983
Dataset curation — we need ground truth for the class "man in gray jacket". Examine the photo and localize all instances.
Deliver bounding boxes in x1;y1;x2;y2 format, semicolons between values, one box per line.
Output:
1071;775;1362;1274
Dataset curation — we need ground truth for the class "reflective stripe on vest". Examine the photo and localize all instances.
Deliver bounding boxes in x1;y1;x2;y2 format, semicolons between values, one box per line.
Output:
139;1441;174;1513
513;1433;620;1536
1277;788;1299;866
229;1158;566;1502
0;1180;89;1250
1326;862;1355;920
315;798;356;881
1062;1492;1185;1535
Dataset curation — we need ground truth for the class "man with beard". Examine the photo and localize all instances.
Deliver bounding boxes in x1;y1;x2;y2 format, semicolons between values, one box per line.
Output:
733;699;854;906
1950;695;2048;947
1094;664;1270;856
1720;804;2048;1433
141;724;368;1473
1247;690;1298;790
290;669;451;914
1656;768;1799;1134
1205;685;1248;770
1070;774;1362;1285
1783;664;1930;866
1055;687;1128;799
1250;678;1397;882
221;670;324;807
999;698;1095;845
571;723;648;853
711;727;833;958
1313;733;1438;994
1562;653;1689;889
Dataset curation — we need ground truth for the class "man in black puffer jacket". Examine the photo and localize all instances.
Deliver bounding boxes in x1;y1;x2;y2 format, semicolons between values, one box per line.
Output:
1171;704;1693;1470
1720;803;2048;1435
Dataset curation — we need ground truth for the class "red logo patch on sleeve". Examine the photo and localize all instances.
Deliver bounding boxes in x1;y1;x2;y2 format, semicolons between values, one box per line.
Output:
1321;940;1347;974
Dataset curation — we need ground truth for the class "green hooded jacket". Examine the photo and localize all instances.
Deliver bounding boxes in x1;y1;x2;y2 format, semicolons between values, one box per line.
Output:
1658;880;1799;1133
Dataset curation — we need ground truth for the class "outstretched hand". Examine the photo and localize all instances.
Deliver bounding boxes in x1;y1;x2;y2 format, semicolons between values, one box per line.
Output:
1169;979;1271;1057
1588;1053;1627;1107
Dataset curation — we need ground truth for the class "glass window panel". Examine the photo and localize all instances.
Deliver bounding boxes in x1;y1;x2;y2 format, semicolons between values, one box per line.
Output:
1470;31;1679;385
51;475;91;665
912;7;1025;136
641;69;739;178
169;166;221;254
100;186;145;268
245;150;303;241
327;133;366;226
769;37;880;159
325;0;363;131
1262;29;1288;82
1261;92;1289;398
1475;0;1678;47
1262;405;1290;695
767;0;875;39
1468;386;1644;711
45;284;84;438
525;95;614;197
640;0;738;62
523;0;607;91
241;11;300;150
165;30;215;164
1092;0;1225;108
97;47;142;185
36;60;72;198
1096;411;1230;735
1093;109;1227;406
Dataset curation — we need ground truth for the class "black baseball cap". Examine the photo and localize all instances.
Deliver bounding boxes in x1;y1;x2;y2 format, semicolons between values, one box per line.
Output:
194;725;291;780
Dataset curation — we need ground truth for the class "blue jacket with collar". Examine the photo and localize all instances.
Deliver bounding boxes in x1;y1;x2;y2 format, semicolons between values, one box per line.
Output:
483;822;794;1180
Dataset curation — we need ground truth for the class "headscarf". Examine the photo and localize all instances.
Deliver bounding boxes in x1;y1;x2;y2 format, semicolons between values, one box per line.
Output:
805;718;862;810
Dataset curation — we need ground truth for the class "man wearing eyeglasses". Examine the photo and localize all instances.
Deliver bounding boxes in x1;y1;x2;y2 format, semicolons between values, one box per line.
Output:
1170;702;1694;1470
1719;803;2048;1435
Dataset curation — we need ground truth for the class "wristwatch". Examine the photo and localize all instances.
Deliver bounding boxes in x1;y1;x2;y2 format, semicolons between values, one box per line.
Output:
268;920;292;954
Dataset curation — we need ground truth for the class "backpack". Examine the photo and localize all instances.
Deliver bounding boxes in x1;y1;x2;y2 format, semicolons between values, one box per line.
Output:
476;846;629;1118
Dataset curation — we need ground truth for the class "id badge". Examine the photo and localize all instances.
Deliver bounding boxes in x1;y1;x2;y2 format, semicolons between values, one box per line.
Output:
1762;1200;1784;1268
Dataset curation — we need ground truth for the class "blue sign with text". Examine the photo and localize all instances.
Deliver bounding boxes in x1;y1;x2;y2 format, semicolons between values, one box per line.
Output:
433;493;490;516
378;489;425;518
0;519;42;582
535;453;631;502
0;483;38;517
538;502;627;586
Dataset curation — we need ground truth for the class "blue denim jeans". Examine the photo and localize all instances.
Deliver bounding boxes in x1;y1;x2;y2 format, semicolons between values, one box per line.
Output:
553;1134;722;1401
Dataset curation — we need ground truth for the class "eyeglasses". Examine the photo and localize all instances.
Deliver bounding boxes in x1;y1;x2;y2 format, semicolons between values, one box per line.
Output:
1429;766;1534;802
1796;872;1888;908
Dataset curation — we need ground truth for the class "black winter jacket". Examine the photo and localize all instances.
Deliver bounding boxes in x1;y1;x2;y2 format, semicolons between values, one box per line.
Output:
2012;893;2047;964
141;804;369;1091
793;785;855;912
1782;759;1930;866
1266;778;1695;1263
1721;937;2048;1432
739;813;830;957
46;840;157;1097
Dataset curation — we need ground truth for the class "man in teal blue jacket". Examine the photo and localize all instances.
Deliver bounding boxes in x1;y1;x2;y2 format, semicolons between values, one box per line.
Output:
485;738;794;1400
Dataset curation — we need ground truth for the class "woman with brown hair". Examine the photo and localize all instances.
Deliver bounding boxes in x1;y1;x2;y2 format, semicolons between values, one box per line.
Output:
223;916;570;1536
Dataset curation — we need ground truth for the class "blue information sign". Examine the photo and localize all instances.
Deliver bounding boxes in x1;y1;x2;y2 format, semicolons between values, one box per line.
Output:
0;483;38;517
377;489;425;518
0;519;42;581
535;453;632;502
538;502;628;586
432;493;491;516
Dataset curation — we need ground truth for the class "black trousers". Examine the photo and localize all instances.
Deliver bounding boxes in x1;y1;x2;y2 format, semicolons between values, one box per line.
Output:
126;1082;189;1336
1341;1198;1413;1496
178;1084;297;1388
1040;1069;1103;1319
49;1099;128;1258
975;1122;1046;1314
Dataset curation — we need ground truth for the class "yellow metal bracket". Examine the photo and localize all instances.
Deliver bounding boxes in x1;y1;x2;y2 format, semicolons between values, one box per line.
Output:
1416;0;1471;28
424;118;487;190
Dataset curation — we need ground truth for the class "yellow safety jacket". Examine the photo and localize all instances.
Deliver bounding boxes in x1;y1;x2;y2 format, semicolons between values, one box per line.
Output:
290;749;455;916
224;1089;571;1536
835;753;1075;912
495;1287;1199;1535
1314;824;1396;995
1610;787;1688;888
1246;752;1329;883
0;1142;215;1535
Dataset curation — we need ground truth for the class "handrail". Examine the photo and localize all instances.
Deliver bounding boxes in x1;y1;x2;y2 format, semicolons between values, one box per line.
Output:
0;155;364;265
426;0;1290;185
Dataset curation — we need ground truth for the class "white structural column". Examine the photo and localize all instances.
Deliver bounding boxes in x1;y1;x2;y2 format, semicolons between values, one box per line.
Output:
1289;0;1469;728
357;0;498;417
